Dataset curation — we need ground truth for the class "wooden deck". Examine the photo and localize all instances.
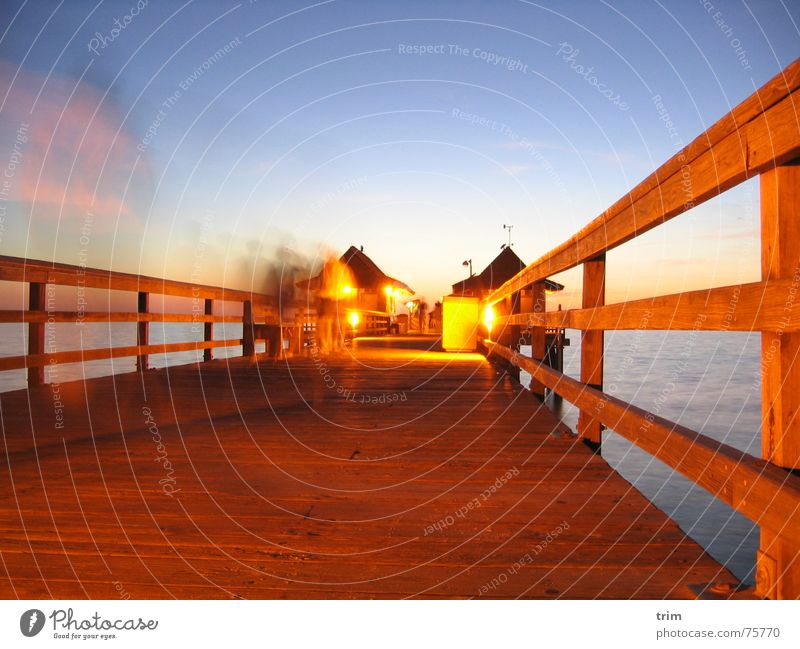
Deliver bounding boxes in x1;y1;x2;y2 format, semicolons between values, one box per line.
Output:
0;335;736;599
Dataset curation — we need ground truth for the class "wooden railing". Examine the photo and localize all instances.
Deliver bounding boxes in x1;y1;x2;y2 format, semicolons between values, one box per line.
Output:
0;255;280;386
481;59;800;599
350;308;392;336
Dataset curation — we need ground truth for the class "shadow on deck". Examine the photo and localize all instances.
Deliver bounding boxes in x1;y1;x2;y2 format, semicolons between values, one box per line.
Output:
0;335;739;598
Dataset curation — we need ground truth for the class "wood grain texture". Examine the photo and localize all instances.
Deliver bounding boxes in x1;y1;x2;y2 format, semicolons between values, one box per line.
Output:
494;280;800;333
0;336;736;599
0;339;243;372
757;161;800;599
0;254;276;307
27;282;45;387
578;257;605;445
486;341;800;550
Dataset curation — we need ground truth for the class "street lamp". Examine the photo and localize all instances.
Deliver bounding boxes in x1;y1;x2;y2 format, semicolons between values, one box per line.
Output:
462;259;473;277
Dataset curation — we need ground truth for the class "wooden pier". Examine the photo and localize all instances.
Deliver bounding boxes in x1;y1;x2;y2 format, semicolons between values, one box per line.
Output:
2;60;800;599
1;336;733;599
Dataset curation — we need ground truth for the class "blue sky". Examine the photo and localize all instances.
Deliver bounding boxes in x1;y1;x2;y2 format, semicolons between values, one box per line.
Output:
0;0;798;306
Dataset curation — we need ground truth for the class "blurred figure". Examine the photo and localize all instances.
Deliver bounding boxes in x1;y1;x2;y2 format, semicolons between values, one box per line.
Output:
428;301;442;332
313;255;353;354
315;291;335;354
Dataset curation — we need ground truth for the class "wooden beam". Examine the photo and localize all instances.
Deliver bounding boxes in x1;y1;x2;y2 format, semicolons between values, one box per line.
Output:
27;282;46;387
203;299;214;362
0;311;241;324
0;254;278;311
485;340;800;543
761;161;800;468
578;255;605;447
530;282;546;398
494;279;800;333
0;339;242;372
136;292;149;372
758;159;800;599
242;300;255;358
484;59;800;305
506;290;522;383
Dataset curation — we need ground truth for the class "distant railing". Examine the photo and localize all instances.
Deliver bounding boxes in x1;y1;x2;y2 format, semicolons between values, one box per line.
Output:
482;59;800;599
0;255;281;386
350;308;391;336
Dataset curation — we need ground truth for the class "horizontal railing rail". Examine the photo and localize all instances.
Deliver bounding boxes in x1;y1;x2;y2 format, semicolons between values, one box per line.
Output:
0;254;282;386
351;308;391;336
481;59;800;599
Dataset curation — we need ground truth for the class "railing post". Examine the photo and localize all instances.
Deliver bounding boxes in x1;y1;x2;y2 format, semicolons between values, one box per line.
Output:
507;290;522;382
243;300;255;358
27;282;46;387
137;291;149;371
530;281;546;398
203;298;213;362
578;253;605;449
757;160;800;599
294;312;303;355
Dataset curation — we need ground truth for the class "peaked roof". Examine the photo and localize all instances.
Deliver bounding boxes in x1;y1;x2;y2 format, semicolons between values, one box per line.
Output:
452;247;564;295
297;246;413;294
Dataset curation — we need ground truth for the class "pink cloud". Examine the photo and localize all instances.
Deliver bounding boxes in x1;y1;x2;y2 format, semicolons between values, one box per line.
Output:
0;59;139;217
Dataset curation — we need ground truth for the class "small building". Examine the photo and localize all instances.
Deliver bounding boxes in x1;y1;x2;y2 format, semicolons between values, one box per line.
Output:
298;245;413;312
296;246;414;337
451;246;563;299
445;247;568;377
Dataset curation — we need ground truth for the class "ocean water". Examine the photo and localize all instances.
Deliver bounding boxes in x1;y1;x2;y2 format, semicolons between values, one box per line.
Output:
553;329;761;584
1;323;760;583
0;322;251;392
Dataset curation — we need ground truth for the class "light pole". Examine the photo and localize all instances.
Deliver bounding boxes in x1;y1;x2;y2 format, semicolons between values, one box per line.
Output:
503;224;514;248
462;259;473;277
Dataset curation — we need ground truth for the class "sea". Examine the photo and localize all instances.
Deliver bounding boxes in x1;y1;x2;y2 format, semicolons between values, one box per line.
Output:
0;323;760;583
556;329;761;585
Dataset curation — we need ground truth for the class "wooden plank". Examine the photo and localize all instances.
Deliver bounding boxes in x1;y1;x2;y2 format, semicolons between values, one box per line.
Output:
27;282;45;386
578;256;605;447
486;340;800;545
531;282;546;398
242;300;255;358
495;279;800;332
0;254;276;307
0;336;738;599
136;291;149;372
757;159;800;599
760;162;800;468
0;339;242;371
203;299;214;362
484;59;800;305
0;311;241;324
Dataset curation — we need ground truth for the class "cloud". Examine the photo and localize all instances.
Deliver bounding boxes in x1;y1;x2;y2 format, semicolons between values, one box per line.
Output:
0;59;140;218
496;137;640;166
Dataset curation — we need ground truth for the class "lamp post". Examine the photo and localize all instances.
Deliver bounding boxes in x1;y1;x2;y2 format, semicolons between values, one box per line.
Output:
503;224;514;248
462;259;473;277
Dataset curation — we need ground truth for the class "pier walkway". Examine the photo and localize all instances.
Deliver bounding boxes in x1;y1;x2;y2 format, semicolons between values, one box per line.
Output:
0;336;733;599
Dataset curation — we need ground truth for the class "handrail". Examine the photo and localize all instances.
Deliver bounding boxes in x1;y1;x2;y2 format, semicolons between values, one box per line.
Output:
0;256;282;386
481;58;800;599
0;254;276;305
484;60;800;305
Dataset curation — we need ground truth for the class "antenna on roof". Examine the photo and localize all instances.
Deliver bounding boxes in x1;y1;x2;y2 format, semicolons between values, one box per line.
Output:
503;224;514;248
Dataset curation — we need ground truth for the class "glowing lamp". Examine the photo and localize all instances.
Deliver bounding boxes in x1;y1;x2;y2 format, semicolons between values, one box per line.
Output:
342;285;353;296
483;305;495;334
384;285;393;296
348;311;359;328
